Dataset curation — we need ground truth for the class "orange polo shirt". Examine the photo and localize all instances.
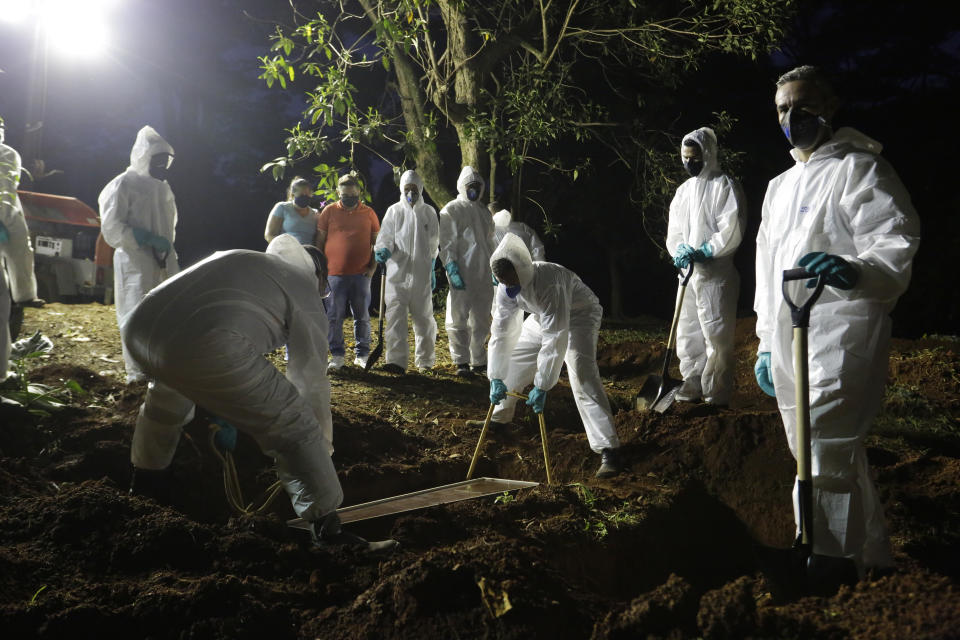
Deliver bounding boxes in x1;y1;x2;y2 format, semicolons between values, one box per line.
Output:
317;201;380;276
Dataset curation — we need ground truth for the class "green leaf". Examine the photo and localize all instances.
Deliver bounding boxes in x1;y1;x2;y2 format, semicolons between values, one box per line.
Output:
382;56;391;72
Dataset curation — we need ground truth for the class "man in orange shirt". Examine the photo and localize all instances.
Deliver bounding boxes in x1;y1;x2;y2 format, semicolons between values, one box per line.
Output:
316;174;379;371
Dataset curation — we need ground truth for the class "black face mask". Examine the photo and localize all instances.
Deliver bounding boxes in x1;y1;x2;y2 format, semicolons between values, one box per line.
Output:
149;154;172;181
341;195;360;208
293;194;311;208
781;107;827;150
683;159;704;177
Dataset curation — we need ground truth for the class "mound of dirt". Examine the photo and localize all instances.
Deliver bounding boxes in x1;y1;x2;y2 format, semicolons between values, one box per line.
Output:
0;305;958;638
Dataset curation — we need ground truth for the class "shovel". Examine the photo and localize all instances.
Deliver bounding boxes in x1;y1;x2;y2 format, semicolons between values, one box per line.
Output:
364;264;386;371
466;391;553;484
635;263;694;413
758;268;858;597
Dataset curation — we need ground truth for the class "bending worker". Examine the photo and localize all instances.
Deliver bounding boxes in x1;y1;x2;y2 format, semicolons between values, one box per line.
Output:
666;127;744;406
124;235;395;551
754;65;920;575
486;234;623;479
439;166;496;377
1;119;45;380
373;170;439;374
99;125;181;384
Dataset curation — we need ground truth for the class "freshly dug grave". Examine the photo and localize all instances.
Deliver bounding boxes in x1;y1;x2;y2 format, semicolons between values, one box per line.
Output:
0;305;957;639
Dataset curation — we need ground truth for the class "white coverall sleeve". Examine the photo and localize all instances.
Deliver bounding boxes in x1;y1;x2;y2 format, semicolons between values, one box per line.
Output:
704;176;744;258
99;179;141;253
285;304;334;453
487;286;523;382
533;281;572;391
438;207;457;266
0;146;21;227
427;205;440;261
375;207;397;253
838;158;921;303
666;190;684;257
754;188;774;354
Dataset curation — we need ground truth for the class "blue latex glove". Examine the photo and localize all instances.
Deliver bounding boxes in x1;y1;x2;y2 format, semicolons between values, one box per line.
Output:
431;268;437;291
147;234;171;253
212;418;238;452
754;352;776;398
692;241;714;263
490;379;507;405
673;243;695;269
798;252;858;290
375;248;391;264
445;261;465;290
0;221;8;244
526;387;547;414
132;226;151;247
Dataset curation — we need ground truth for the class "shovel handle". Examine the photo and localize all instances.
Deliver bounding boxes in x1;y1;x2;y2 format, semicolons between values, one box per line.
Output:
466;404;495;480
782;268;825;329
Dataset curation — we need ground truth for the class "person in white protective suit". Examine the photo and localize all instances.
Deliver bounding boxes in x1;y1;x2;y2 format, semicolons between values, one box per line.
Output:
486;234;623;478
489;204;545;260
439;166;496;376
99;125;181;384
666;127;745;405
124;235;396;551
373;170;439;373
754;65;920;575
1;120;45;379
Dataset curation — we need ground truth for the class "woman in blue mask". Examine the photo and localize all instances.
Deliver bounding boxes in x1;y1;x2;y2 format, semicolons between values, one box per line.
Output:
264;177;321;246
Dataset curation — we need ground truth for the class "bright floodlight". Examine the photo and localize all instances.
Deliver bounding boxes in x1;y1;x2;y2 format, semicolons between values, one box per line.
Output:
0;0;36;24
40;0;111;58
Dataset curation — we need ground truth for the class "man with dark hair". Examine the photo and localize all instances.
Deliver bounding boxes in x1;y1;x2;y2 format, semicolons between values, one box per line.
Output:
316;173;380;371
754;64;920;575
486;234;622;478
666;127;744;406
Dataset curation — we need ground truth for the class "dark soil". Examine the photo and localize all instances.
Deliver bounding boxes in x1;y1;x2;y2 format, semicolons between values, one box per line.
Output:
1;304;958;638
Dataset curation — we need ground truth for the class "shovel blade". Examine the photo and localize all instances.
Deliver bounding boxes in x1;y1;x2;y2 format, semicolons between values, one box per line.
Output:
364;343;384;372
634;375;681;413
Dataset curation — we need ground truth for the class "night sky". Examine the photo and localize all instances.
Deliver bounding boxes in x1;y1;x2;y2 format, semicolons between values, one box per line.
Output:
1;0;957;335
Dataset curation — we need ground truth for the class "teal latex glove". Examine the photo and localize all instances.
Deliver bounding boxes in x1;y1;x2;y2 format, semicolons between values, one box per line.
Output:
490;379;507;405
798;252;858;290
132;227;152;247
692;241;713;263
673;243;695;269
375;248;391;264
147;234;171;253
754;352;776;398
0;221;8;244
132;227;171;253
526;387;547;414
491;273;498;286
445;261;465;290
212;418;238;452
431;268;437;291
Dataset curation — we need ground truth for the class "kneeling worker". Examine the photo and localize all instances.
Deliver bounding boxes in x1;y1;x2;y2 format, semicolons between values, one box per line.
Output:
125;234;395;551
486;234;623;478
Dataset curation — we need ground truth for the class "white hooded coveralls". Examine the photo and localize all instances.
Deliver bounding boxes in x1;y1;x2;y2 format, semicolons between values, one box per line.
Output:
439;166;496;366
493;209;545;260
374;170;439;370
488;234;620;453
124;235;341;521
755;127;920;571
666;127;744;405
1;135;39;376
99;126;180;383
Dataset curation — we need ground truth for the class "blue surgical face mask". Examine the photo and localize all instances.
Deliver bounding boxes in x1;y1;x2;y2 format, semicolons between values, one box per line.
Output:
506;285;521;298
466;183;481;201
293;194;311;208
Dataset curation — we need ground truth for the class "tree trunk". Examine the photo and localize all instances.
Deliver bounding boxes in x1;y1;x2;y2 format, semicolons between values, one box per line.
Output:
438;1;488;182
